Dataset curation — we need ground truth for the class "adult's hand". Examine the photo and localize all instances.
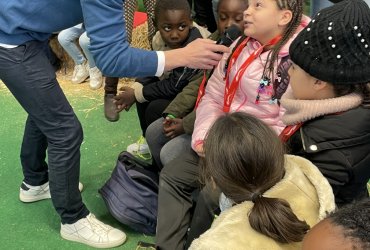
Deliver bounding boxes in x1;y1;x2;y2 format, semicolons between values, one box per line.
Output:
164;39;230;71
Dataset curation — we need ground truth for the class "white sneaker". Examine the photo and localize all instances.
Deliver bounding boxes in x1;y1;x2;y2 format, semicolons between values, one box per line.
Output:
72;62;89;84
60;213;126;248
19;182;51;202
89;66;103;90
20;181;84;203
127;136;151;155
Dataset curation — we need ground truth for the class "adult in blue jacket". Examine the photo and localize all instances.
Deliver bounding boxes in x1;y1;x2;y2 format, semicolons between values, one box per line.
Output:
0;0;228;248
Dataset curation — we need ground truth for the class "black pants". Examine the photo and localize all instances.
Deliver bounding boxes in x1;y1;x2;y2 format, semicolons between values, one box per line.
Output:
0;41;89;224
104;77;119;95
136;99;171;136
156;149;221;249
154;150;203;249
184;186;221;249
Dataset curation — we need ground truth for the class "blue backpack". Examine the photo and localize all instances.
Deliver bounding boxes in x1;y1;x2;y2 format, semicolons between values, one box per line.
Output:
99;151;159;235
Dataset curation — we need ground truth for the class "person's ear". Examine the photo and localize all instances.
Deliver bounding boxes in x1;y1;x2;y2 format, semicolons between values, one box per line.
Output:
313;79;329;91
279;10;293;27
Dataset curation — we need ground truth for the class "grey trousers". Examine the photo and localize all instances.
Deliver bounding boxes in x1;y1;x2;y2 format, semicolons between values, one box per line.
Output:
156;149;201;250
145;117;193;169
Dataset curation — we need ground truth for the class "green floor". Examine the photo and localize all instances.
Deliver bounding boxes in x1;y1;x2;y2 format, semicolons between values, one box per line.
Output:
0;85;153;249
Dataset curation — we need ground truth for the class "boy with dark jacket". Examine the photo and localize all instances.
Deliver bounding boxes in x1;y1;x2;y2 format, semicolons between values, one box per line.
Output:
114;0;207;155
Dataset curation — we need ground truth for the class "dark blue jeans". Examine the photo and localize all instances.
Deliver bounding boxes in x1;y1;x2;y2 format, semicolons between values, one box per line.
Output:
0;41;89;224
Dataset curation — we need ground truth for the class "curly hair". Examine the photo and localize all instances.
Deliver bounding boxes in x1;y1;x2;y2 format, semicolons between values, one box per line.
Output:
328;199;370;249
154;0;191;21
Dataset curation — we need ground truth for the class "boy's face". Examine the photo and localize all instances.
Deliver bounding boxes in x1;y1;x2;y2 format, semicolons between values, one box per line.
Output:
288;62;319;100
217;0;248;34
302;219;355;250
156;9;192;49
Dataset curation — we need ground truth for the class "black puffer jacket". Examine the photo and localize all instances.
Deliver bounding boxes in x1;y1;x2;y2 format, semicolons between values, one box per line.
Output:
287;106;370;206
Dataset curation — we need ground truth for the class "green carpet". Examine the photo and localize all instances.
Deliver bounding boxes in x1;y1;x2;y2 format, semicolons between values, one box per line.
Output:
0;85;153;249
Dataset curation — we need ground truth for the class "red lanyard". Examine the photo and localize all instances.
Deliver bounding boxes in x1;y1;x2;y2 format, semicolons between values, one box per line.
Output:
223;35;281;112
279;123;303;142
195;70;208;109
279;111;345;142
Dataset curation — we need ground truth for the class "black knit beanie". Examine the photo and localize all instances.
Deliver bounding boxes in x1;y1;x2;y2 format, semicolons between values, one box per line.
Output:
290;0;370;85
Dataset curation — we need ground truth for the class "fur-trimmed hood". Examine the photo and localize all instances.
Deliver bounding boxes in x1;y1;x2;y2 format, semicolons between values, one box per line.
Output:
189;155;335;250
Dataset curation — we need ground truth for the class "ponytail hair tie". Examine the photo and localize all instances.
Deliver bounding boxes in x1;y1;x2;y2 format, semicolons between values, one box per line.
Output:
251;193;262;203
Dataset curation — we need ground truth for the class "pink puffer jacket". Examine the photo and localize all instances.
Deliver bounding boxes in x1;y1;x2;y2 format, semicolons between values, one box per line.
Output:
192;15;311;151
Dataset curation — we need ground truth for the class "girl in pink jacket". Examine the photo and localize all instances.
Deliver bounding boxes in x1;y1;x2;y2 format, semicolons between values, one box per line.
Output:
192;0;310;155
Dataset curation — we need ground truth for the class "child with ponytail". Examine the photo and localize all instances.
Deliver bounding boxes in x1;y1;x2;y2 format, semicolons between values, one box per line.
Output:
189;112;335;249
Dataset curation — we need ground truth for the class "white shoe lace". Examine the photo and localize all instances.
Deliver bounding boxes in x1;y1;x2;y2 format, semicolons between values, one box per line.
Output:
89;67;103;89
72;63;89;83
84;214;111;238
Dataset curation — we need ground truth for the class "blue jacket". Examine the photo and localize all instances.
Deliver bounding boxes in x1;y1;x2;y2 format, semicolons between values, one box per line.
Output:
0;0;158;77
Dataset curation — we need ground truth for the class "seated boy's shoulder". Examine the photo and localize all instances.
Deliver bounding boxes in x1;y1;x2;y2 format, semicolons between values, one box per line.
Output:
192;21;211;38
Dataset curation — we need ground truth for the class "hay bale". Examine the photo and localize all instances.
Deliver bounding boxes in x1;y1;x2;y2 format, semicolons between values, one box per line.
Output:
52;22;150;90
131;22;151;50
49;34;75;74
50;21;150;77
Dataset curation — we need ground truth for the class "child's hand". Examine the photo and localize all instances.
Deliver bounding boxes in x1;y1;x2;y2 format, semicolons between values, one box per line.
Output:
113;86;136;112
163;118;185;139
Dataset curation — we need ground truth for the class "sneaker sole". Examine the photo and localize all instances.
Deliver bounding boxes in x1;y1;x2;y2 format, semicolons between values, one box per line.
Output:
104;114;120;122
19;192;51;203
72;76;89;84
60;230;127;248
19;182;83;203
127;149;151;155
90;84;102;90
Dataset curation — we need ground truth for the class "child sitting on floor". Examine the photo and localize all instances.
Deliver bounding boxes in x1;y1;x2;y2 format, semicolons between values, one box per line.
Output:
302;199;370;250
114;0;208;158
145;0;247;169
280;0;370;206
189;112;335;249
155;0;311;248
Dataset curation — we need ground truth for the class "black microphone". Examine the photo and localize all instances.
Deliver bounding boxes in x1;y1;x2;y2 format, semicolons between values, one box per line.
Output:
183;25;242;72
216;24;242;48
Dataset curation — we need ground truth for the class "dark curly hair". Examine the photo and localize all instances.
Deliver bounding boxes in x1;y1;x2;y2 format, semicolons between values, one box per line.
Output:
154;0;191;22
327;199;370;249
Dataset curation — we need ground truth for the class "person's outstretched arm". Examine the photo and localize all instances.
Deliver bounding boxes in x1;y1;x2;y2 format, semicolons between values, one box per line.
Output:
163;39;228;71
80;0;229;78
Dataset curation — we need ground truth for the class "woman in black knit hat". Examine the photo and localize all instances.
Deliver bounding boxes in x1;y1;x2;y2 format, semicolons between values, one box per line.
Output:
280;0;370;207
